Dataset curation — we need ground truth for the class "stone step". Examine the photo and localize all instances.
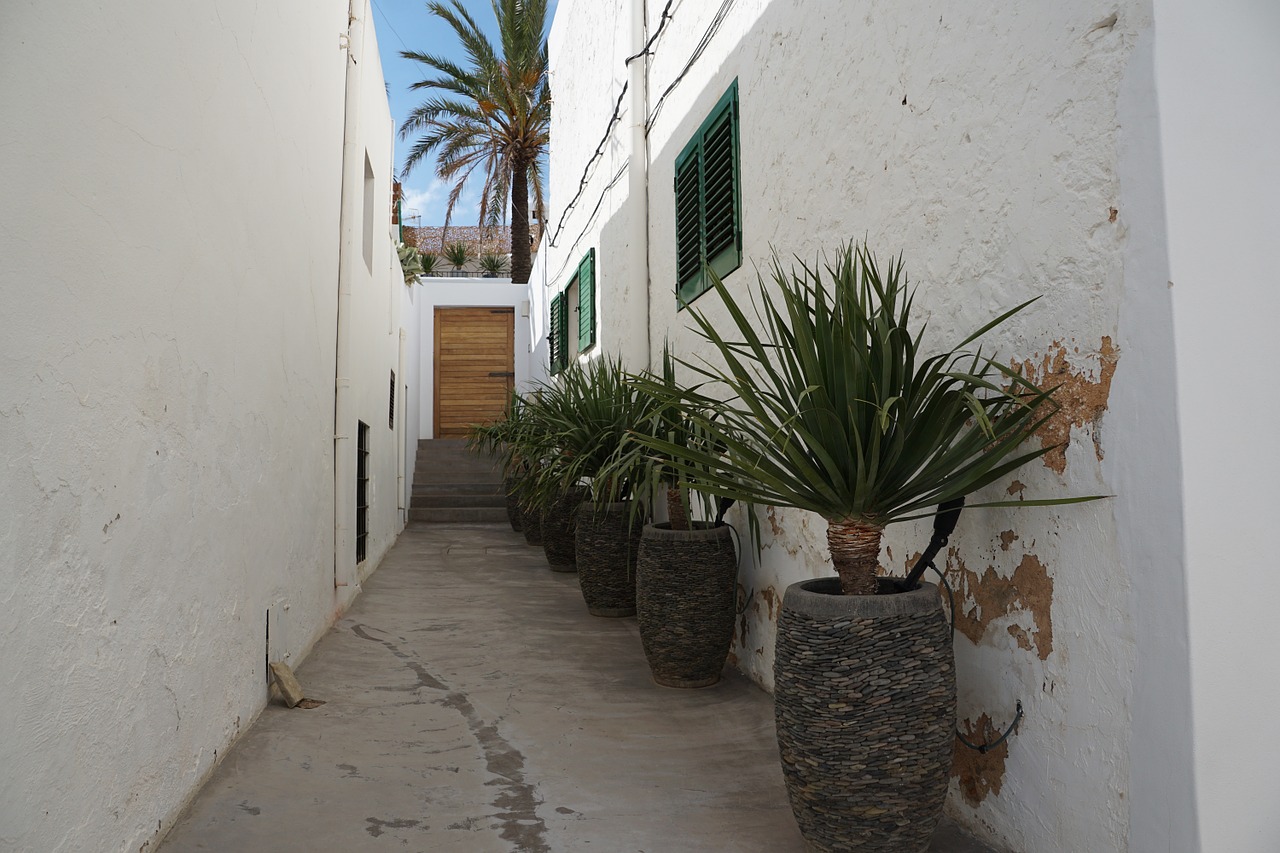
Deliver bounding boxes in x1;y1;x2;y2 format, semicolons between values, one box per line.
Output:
411;494;506;509
409;506;509;523
412;483;504;496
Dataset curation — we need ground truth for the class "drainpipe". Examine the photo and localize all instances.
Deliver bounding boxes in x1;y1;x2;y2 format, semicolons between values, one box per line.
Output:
334;0;365;594
397;327;406;521
628;0;653;369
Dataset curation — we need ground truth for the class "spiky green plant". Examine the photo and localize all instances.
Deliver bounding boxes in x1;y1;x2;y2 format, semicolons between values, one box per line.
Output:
419;252;439;275
479;253;510;277
443;240;473;271
635;242;1097;595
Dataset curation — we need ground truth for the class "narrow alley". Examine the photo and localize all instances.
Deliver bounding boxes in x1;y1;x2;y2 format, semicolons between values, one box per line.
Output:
159;522;991;852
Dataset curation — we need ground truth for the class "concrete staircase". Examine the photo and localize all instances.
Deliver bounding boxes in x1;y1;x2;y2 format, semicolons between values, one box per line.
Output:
409;439;507;523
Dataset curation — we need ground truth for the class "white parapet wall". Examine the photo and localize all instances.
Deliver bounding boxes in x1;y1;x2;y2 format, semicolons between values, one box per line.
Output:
0;1;416;850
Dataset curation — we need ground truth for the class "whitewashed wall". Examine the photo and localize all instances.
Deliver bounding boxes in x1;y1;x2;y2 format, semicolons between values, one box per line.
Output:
544;0;1221;850
416;278;532;439
540;0;649;373
1154;0;1280;850
343;7;416;582
0;1;413;850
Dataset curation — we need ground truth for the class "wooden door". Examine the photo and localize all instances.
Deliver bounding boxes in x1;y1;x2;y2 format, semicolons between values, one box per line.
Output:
434;306;515;438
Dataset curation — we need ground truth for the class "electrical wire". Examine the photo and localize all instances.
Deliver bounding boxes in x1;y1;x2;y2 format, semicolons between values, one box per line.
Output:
545;0;677;252
645;0;736;132
371;0;410;52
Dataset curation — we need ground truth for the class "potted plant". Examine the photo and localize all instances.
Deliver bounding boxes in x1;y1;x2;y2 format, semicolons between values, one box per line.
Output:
419;251;439;277
444;240;473;273
611;346;741;687
479;252;510;278
637;243;1094;850
532;355;658;616
468;391;530;534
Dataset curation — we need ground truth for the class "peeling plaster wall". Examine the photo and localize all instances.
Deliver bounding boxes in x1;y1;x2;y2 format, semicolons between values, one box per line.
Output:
545;0;1165;850
0;1;413;850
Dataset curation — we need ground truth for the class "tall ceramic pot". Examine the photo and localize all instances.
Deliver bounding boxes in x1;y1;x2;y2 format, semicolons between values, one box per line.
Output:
635;522;738;687
503;477;523;532
574;501;643;617
774;578;956;852
540;486;586;572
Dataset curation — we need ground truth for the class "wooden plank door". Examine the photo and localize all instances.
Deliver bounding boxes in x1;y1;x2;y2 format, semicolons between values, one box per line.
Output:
434;307;515;438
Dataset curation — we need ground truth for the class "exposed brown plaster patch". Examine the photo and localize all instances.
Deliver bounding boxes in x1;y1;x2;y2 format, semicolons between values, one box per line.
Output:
998;530;1019;552
952;714;1009;806
1006;480;1026;497
1007;624;1034;653
736;583;752;645
766;505;784;538
1017;338;1118;474
950;550;1055;660
758;586;781;622
725;651;739;669
1108;207;1118;222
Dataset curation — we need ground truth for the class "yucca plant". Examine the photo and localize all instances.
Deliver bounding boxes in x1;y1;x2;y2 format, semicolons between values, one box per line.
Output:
419;252;439;276
612;344;727;531
638;242;1092;596
524;356;658;504
479;253;510;277
444;240;473;271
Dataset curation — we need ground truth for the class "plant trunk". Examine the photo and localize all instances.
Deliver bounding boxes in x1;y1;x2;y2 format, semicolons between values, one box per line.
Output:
666;487;689;531
825;518;883;595
510;157;531;284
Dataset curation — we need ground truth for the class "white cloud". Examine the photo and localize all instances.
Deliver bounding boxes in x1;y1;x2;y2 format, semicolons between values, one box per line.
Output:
400;175;489;227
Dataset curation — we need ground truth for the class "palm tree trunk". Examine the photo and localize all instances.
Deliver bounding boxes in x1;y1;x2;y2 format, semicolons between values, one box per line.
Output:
825;518;883;595
666;487;689;531
510;157;531;284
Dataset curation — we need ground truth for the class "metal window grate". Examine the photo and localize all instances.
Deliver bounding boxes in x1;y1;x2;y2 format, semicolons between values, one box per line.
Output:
389;370;396;429
356;421;369;563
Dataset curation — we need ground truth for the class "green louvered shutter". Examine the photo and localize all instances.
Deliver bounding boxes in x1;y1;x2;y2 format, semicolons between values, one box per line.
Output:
577;249;596;351
674;147;703;301
701;84;741;279
549;293;564;374
675;80;741;309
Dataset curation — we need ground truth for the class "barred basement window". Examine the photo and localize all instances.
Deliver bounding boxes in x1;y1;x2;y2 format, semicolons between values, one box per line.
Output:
356;421;369;564
389;370;396;429
674;79;742;309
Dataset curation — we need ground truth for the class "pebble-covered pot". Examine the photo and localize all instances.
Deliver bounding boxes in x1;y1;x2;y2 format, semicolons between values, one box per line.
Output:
636;522;738;688
520;503;543;546
774;578;955;853
574;501;643;617
504;478;523;532
540;487;586;572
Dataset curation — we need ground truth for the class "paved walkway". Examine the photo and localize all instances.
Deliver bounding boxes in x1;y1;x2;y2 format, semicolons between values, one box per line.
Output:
161;523;995;852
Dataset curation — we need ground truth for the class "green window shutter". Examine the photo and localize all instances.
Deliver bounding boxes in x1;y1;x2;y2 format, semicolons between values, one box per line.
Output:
556;294;569;372
577;249;596;351
549;293;564;374
675;79;741;309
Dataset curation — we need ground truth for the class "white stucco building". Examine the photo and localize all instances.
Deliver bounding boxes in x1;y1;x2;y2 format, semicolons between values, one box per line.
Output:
0;2;420;850
530;0;1280;850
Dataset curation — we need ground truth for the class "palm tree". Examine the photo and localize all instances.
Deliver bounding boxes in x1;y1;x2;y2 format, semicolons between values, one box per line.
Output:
399;0;550;284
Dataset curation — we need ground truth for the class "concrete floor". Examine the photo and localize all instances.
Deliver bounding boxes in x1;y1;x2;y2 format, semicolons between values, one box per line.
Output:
161;523;997;853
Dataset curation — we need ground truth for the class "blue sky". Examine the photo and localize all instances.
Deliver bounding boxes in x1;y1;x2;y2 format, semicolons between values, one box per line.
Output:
370;0;559;229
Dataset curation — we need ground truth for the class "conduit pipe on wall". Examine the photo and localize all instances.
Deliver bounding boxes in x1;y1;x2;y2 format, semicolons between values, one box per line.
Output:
333;0;365;593
629;0;653;369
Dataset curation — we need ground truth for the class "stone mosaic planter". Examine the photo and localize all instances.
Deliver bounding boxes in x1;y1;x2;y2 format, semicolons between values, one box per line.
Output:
540;487;585;572
504;477;523;532
636;522;738;688
520;503;543;546
774;577;955;852
574;501;643;617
